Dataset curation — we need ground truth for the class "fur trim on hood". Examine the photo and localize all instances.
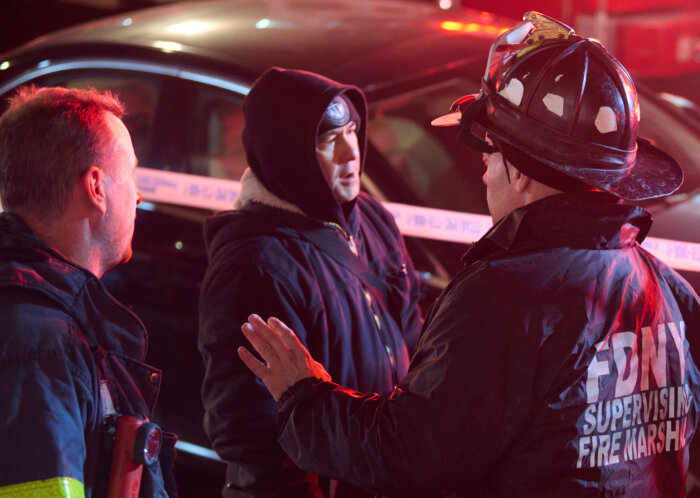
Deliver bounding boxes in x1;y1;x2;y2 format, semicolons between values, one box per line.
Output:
234;167;305;216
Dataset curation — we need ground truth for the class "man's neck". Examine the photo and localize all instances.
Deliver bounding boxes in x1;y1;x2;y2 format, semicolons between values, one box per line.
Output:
20;210;104;277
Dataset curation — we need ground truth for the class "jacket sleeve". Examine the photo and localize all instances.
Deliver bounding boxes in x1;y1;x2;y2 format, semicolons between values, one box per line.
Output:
0;298;97;495
198;257;325;498
276;267;540;497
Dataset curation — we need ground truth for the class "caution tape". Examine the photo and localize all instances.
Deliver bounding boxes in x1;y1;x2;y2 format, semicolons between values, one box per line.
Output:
136;168;241;211
639;237;700;273
135;167;700;274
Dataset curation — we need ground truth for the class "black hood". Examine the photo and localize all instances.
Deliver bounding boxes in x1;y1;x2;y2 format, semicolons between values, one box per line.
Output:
242;67;367;230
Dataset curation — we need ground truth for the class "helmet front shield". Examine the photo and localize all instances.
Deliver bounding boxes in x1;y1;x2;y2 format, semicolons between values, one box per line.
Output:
486;12;574;92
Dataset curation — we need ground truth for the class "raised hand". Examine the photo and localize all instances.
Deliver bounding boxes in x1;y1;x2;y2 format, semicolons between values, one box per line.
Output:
238;314;332;401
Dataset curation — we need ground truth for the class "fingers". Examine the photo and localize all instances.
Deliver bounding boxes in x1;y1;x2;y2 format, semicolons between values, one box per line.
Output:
266;317;331;382
241;315;283;365
239;315;331;399
237;346;267;379
267;316;307;352
239;315;313;402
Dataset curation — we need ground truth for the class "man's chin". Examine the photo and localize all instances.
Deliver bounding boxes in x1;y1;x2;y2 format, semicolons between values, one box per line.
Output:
121;247;133;265
335;185;360;204
110;247;133;270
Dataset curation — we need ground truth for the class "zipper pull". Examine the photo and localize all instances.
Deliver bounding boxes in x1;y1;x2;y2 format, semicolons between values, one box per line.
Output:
324;222;359;256
347;235;359;256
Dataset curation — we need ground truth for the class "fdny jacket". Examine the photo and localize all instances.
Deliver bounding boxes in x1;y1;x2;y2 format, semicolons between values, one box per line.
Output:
0;213;173;497
198;67;423;497
275;192;700;497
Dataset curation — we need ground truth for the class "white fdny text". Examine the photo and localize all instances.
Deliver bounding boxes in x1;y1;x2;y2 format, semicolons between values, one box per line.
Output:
576;320;692;468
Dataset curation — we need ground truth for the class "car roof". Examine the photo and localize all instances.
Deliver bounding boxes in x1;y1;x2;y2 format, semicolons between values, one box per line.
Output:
1;0;512;97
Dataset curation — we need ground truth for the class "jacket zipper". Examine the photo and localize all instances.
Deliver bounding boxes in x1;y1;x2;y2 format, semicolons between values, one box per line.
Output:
324;222;399;388
324;222;358;256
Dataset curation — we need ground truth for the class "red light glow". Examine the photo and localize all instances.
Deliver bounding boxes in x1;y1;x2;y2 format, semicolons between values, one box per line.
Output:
440;21;508;36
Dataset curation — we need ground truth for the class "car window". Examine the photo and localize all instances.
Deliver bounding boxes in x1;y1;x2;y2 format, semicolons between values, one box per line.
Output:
41;72;162;168
187;87;246;181
367;77;488;215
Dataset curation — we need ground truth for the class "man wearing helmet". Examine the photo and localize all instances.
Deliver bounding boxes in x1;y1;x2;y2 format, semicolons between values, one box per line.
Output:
237;14;700;497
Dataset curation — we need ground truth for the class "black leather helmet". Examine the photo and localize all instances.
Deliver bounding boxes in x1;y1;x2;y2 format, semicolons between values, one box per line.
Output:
432;11;683;201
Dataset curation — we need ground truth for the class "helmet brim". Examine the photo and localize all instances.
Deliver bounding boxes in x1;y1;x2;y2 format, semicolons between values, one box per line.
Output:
431;94;684;201
602;137;684;201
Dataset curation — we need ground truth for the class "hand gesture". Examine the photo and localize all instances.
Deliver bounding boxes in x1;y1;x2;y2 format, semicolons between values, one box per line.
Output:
238;314;331;401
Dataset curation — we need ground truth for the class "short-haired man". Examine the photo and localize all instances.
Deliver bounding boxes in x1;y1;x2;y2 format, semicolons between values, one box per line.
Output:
238;13;700;497
198;67;423;497
0;86;175;497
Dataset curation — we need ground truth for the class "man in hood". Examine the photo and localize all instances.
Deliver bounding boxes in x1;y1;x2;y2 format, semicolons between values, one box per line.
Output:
198;67;423;497
237;13;700;497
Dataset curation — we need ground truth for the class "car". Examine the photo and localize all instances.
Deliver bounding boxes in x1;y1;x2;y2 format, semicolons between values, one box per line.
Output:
2;0;700;494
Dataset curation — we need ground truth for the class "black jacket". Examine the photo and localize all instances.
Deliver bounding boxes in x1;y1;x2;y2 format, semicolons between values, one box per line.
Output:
198;67;423;497
276;192;700;497
0;213;174;497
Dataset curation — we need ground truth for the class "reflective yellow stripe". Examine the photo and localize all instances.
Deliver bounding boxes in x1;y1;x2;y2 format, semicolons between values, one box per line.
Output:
0;477;84;497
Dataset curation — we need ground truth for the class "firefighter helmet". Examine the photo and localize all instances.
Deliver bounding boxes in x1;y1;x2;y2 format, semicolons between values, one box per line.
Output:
432;11;682;200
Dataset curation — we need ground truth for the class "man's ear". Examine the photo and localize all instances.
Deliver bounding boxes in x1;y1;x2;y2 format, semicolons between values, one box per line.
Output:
83;165;107;214
511;167;531;193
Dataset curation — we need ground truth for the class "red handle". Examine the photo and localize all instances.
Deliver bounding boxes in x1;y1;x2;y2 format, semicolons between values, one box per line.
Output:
106;415;144;498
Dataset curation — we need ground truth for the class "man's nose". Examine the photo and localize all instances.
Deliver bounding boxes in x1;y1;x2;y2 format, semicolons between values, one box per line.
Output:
337;132;358;162
136;190;143;205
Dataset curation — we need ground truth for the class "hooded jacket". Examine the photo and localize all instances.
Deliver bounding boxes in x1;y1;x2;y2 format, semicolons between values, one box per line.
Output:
198;68;423;497
274;192;700;497
0;213;174;497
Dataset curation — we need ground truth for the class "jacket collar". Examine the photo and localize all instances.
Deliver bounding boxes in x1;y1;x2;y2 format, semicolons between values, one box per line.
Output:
0;212;148;359
462;192;652;266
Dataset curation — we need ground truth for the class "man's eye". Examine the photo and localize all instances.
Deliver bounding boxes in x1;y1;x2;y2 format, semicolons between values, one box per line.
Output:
317;139;333;150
